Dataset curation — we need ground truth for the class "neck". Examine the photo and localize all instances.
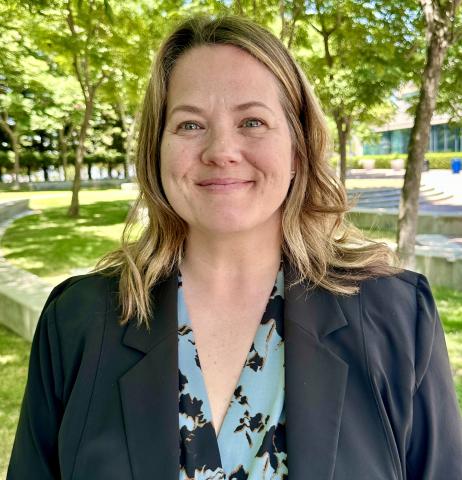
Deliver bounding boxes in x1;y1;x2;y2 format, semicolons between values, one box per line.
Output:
180;224;282;291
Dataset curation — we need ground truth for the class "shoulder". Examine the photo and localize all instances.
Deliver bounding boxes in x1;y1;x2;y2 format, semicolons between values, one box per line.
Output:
360;267;421;294
38;271;121;359
358;268;433;318
26;272;123;404
356;269;439;391
46;271;119;316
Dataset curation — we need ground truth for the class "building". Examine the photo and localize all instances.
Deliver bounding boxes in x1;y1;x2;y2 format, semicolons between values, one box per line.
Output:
363;83;462;155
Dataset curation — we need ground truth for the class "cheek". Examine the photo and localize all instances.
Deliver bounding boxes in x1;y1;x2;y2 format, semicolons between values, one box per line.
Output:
160;144;181;185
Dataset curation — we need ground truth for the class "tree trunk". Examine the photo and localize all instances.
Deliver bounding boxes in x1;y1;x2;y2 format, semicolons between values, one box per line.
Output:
117;104;138;181
0;117;21;189
68;97;93;217
27;165;32;182
125;110;140;180
87;163;92;180
335;115;351;185
234;0;243;15
279;0;287;41
43;166;49;181
397;11;451;268
58;126;70;181
12;136;20;188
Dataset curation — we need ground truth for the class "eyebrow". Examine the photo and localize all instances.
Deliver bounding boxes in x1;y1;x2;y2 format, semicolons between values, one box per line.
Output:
168;101;275;117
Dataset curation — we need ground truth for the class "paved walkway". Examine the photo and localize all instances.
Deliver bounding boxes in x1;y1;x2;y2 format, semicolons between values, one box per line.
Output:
420;169;462;206
347;168;462;213
347;168;462;254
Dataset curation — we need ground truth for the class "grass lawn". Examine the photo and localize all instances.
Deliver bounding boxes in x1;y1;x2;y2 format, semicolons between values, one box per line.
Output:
432;287;462;407
0;189;137;285
0;325;30;477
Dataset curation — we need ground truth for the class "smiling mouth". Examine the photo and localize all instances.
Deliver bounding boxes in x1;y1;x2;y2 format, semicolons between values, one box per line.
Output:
196;178;254;191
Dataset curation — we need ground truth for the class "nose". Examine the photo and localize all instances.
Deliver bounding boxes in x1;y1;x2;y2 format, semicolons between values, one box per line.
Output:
200;126;242;167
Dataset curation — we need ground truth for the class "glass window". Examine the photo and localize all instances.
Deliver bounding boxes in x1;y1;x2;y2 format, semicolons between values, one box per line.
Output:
380;132;391;154
390;131;401;153
436;125;445;152
401;129;410;153
447;126;456;152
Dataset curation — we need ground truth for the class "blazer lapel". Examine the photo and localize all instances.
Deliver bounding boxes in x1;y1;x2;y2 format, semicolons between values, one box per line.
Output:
117;264;350;480
284;266;349;480
118;272;179;480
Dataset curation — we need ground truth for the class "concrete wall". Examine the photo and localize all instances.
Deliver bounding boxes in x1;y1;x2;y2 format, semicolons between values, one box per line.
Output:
415;249;462;291
348;208;462;236
0;199;29;224
0;179;127;192
0;260;52;341
0;199;52;341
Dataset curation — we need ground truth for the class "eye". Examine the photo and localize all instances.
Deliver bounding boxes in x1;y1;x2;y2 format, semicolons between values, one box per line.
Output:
242;118;263;128
178;121;202;131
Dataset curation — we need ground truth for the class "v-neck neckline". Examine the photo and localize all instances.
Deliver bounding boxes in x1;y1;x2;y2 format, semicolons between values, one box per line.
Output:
178;285;262;441
177;266;283;441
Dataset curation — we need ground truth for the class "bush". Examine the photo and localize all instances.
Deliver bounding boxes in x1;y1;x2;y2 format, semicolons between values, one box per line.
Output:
0;150;13;168
328;152;462;169
424;152;462;169
20;151;59;168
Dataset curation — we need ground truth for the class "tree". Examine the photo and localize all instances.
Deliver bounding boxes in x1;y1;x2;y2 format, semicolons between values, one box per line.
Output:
32;0;116;216
0;3;56;187
63;0;111;216
437;37;462;124
39;75;82;181
98;1;170;179
397;0;462;268
296;0;415;184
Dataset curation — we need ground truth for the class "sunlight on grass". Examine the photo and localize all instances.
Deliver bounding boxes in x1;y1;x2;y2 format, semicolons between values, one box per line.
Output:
445;332;462;407
1;194;136;281
0;189;137;210
433;287;462;407
361;228;395;243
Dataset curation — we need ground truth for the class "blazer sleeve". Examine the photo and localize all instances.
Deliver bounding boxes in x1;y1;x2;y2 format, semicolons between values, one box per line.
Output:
406;274;462;479
7;285;66;480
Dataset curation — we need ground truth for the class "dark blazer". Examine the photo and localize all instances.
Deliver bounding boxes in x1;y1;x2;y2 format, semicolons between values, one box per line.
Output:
7;266;462;480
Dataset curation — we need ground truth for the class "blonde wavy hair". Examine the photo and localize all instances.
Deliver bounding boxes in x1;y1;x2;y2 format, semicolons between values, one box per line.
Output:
97;14;401;327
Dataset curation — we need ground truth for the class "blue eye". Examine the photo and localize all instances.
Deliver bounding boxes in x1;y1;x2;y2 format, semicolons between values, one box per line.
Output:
179;122;201;130
243;118;263;128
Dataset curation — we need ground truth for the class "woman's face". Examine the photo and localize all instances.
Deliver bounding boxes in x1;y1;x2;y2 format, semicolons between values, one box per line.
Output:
160;44;295;237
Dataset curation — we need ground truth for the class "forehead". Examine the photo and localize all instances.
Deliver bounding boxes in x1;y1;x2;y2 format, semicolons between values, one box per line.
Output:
166;44;283;110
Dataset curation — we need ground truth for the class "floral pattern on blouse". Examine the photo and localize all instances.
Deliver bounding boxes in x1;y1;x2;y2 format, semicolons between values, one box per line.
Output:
178;267;288;480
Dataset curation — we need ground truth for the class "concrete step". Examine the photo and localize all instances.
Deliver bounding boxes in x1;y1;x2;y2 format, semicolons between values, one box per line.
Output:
348;186;454;207
348;185;434;198
353;191;453;203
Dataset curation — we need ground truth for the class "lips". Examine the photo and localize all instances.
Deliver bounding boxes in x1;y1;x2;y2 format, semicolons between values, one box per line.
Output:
197;178;252;186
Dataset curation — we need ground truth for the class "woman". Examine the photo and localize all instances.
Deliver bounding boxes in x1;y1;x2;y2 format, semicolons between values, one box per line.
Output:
8;15;462;480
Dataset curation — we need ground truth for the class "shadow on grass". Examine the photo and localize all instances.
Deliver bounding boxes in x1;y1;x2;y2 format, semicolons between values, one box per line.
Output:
1;200;131;277
0;325;30;477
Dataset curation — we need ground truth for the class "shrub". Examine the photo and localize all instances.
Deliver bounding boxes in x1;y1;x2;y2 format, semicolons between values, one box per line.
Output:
328;152;462;169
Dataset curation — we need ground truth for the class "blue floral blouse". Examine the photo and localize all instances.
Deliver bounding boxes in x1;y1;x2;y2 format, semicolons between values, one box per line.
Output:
178;268;288;479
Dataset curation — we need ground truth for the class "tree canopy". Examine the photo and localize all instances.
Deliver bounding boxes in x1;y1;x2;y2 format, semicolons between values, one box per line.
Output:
1;0;461;233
